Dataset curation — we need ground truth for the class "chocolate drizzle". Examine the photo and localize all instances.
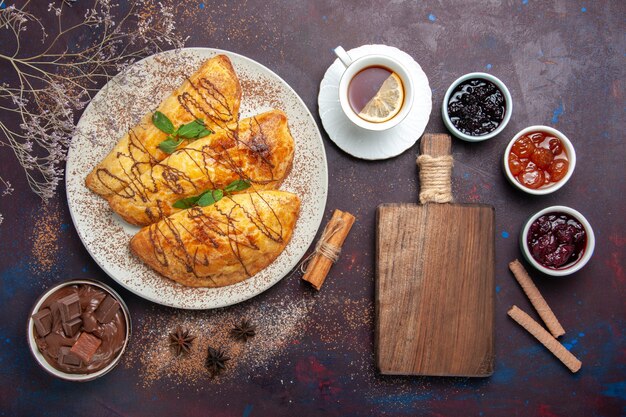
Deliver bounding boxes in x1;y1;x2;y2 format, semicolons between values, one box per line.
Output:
144;191;287;283
96;128;158;197
108;111;291;226
95;65;239;196
179;76;235;134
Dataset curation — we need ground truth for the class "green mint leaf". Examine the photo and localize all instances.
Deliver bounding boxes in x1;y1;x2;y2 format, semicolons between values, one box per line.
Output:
172;195;201;209
158;137;184;154
152;111;175;134
177;119;212;139
171;179;242;210
197;189;224;207
224;179;251;193
196;128;212;138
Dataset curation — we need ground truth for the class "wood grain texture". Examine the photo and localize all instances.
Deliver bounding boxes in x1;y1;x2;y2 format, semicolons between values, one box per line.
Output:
420;133;451;157
375;133;495;377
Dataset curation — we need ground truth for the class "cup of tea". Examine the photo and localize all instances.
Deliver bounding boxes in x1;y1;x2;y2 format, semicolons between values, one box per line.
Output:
334;46;414;131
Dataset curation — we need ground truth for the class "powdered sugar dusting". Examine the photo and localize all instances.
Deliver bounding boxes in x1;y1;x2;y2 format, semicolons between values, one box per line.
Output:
66;48;328;309
123;280;316;388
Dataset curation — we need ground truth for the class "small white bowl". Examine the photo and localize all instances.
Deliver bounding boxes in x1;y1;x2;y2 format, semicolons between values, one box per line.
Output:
521;206;595;277
27;279;131;382
503;125;576;195
442;72;512;142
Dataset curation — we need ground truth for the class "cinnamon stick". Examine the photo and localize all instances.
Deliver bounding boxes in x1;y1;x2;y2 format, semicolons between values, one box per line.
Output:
509;259;565;338
302;209;355;290
508;305;581;373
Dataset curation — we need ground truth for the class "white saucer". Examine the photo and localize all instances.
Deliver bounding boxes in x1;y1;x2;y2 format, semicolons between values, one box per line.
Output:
318;44;432;160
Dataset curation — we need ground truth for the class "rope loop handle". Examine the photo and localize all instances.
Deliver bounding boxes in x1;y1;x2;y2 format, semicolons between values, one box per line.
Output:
416;154;453;204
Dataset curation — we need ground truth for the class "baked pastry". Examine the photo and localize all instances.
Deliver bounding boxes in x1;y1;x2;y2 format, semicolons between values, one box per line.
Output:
130;190;301;287
106;110;294;226
85;55;242;197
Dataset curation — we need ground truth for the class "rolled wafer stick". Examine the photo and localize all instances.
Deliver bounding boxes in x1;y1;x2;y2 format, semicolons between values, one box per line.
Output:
509;259;565;338
508;305;581;373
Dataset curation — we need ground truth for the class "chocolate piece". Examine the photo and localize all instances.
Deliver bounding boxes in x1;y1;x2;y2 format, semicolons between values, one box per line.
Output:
58;346;82;368
92;327;105;339
62;317;82;337
81;312;98;333
32;308;53;337
94;295;119;324
70;332;102;363
57;293;82;322
44;332;75;357
49;300;60;319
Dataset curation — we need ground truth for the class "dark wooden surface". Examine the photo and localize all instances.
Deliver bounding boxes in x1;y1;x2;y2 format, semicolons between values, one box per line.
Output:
377;134;495;377
1;1;625;416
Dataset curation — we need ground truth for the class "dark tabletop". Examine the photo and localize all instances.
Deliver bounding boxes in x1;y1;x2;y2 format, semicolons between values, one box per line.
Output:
1;1;625;416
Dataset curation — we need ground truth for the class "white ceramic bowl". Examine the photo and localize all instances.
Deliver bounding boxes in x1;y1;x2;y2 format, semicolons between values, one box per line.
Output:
503;125;576;195
521;206;595;277
27;279;131;381
442;72;512;142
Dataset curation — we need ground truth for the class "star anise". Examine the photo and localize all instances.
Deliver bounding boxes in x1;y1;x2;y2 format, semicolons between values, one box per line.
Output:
230;319;256;342
168;326;196;357
205;346;230;376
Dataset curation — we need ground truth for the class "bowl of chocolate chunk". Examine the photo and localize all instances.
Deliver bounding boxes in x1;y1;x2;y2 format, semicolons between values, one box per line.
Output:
27;279;131;381
442;72;512;142
521;206;595;277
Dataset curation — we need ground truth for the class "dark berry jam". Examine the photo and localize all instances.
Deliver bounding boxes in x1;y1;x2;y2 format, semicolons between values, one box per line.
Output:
527;212;586;269
447;78;506;136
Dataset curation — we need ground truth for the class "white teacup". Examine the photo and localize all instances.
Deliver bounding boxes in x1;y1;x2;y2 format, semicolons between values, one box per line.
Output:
334;46;414;131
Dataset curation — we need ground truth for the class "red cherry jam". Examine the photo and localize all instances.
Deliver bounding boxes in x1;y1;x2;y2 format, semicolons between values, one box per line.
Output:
527;212;587;269
509;131;569;189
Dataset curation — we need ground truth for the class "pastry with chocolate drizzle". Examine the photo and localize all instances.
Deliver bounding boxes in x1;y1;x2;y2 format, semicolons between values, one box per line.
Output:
85;55;242;198
130;190;300;287
106;110;294;226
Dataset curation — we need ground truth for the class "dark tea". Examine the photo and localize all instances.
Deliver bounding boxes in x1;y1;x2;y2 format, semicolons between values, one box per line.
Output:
348;65;404;123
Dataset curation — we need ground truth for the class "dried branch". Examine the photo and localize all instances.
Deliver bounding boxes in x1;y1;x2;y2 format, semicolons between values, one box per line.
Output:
0;0;186;200
0;174;13;226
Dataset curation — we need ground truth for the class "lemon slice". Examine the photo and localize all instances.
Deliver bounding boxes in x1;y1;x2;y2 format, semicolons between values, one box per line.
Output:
358;73;404;123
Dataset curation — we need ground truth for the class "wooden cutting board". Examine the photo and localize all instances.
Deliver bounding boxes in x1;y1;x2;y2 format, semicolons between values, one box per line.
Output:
375;133;495;377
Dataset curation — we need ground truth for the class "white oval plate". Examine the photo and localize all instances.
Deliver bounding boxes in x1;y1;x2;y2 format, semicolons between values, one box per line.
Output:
318;44;432;160
66;48;328;309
